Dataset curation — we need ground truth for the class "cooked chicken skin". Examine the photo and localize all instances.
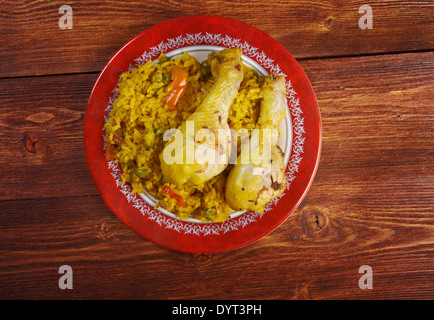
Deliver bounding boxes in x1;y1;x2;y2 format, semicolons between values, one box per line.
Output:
225;74;287;211
160;48;244;186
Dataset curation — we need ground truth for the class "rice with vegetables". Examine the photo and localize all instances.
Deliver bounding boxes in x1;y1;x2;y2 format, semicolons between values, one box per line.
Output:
104;50;262;222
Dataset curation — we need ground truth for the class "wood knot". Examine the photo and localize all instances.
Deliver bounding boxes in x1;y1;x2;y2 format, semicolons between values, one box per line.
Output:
324;17;334;30
96;223;113;240
23;134;41;154
296;288;309;300
299;206;329;238
26;112;55;124
295;283;310;300
189;253;211;265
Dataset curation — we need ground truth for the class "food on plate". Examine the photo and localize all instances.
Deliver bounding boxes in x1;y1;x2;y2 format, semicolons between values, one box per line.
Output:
225;75;287;211
160;48;243;186
104;48;287;222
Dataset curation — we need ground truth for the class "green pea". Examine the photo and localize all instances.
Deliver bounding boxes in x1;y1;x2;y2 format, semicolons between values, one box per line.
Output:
201;60;211;76
130;171;141;183
162;73;171;85
155;127;166;136
134;167;147;178
204;208;216;220
158;55;169;64
152;72;163;83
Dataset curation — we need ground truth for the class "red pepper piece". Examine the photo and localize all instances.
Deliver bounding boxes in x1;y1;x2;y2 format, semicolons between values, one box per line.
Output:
161;184;185;207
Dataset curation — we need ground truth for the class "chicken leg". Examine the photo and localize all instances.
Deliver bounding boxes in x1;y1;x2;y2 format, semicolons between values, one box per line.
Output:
225;74;287;211
160;48;244;186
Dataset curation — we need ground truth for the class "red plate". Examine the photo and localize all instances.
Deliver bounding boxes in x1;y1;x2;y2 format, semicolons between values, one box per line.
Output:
84;15;321;253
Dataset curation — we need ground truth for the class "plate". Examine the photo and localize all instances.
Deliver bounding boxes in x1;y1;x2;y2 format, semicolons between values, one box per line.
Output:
84;15;322;253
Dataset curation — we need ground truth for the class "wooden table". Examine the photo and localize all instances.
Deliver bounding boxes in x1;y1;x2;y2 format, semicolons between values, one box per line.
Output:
1;0;433;300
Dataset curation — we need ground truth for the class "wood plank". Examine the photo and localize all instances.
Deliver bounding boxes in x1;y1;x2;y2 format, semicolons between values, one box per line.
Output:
300;51;434;170
0;52;432;202
0;73;100;201
0;191;433;299
1;0;433;77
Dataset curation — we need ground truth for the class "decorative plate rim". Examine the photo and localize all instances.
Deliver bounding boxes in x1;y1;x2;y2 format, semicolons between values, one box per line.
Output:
102;35;304;236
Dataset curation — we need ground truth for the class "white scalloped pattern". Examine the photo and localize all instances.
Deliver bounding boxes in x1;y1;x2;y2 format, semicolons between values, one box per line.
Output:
104;32;305;236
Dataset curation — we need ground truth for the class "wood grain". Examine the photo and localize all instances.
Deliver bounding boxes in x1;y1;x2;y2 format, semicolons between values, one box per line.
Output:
1;0;433;78
0;73;99;201
0;50;433;299
0;193;433;299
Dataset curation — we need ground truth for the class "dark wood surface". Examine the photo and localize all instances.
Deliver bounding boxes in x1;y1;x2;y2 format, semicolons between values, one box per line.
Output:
1;0;433;300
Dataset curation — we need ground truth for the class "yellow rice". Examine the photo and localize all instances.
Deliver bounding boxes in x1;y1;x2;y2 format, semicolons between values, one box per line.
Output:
104;50;262;222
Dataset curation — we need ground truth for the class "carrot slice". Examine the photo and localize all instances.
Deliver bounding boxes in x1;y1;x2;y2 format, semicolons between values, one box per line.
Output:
166;66;188;109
